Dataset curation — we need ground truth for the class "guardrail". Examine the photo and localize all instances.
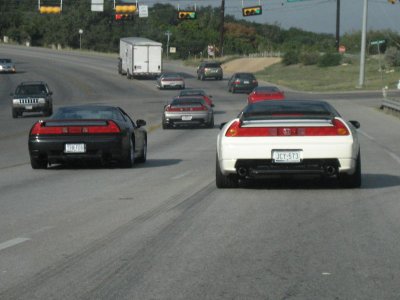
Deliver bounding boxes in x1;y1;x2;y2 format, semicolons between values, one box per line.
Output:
382;96;400;117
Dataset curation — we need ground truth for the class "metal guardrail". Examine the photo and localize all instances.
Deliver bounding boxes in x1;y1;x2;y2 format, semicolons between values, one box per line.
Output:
382;96;400;117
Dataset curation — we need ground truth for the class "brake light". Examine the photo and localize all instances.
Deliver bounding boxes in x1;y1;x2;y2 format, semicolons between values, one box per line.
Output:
225;119;349;137
234;79;240;84
30;120;121;135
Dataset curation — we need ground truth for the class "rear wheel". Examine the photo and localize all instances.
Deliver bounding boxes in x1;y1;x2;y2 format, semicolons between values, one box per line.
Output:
208;116;214;128
44;106;53;117
216;155;238;188
121;137;135;168
136;139;147;163
12;108;18;118
339;152;361;188
30;156;48;169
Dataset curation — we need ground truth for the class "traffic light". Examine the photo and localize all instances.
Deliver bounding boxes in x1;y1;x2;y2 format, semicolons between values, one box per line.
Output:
242;5;262;17
115;13;133;21
39;6;61;14
115;5;136;13
177;11;197;20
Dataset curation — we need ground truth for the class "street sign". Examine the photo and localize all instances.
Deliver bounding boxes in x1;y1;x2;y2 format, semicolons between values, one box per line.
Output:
91;0;104;12
139;5;148;18
370;40;385;45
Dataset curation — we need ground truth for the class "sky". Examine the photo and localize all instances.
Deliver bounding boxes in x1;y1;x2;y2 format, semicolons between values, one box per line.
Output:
133;0;400;34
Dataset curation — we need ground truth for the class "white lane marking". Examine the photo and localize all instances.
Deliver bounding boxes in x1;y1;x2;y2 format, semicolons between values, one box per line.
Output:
358;130;400;165
322;272;331;276
172;170;192;180
0;238;31;251
358;130;375;141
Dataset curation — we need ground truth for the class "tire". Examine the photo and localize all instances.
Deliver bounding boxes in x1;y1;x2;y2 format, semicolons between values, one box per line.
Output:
30;156;48;169
127;70;132;80
208;116;214;128
44;106;53;117
12;108;18;119
136;138;147;163
216;155;238;188
201;74;205;81
121;137;135;168
339;152;361;188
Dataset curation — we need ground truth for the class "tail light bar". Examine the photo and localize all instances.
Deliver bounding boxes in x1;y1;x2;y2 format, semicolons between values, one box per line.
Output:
225;119;350;137
30;120;121;135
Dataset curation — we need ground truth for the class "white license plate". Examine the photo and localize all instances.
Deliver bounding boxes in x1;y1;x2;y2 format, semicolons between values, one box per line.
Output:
244;80;250;84
272;150;302;163
182;115;192;121
65;143;86;153
26;105;33;110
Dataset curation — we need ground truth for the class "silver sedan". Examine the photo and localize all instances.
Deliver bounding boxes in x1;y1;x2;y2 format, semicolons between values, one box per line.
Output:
162;97;214;129
156;73;185;90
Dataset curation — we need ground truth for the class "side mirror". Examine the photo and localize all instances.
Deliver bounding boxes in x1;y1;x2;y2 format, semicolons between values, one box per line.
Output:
136;119;146;128
219;122;227;130
349;120;360;129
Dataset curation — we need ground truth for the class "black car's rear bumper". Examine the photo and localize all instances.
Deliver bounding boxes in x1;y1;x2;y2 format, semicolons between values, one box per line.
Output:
29;135;127;164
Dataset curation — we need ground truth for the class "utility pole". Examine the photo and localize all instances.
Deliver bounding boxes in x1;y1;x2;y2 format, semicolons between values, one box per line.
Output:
335;0;340;51
165;30;171;59
219;0;225;57
358;0;368;88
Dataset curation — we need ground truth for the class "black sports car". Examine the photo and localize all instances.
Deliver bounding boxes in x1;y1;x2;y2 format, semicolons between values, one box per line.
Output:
28;105;147;169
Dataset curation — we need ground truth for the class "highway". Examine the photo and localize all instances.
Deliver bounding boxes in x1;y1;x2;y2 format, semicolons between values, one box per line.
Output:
1;44;400;299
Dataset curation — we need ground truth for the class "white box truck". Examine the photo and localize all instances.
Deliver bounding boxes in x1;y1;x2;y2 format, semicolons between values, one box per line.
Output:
118;37;163;79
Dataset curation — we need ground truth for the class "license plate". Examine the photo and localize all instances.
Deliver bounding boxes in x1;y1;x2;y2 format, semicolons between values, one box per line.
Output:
65;143;86;153
26;105;33;110
272;150;302;163
182;115;192;121
244;80;250;84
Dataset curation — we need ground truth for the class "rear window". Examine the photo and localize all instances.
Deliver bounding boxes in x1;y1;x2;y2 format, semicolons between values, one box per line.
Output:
237;73;255;80
180;90;205;96
171;98;205;106
52;107;124;121
0;59;11;63
205;63;221;68
242;101;336;120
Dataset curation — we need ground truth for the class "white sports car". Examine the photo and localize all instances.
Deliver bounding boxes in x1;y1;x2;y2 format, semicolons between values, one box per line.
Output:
216;100;361;188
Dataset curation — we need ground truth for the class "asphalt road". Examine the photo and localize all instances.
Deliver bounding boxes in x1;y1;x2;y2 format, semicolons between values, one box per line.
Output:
1;44;400;300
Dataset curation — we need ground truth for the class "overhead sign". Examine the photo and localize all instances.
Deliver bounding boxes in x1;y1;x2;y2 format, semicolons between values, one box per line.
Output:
91;0;104;12
139;5;148;18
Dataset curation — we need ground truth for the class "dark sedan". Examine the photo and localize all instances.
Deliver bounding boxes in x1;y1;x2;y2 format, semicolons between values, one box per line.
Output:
228;73;258;93
28;105;147;169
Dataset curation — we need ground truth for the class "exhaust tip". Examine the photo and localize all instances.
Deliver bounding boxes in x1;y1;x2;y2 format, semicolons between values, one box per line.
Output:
325;165;336;176
237;167;248;177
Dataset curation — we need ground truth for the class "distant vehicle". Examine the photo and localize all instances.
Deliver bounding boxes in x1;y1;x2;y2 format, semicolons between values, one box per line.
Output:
196;61;223;80
0;58;16;73
247;86;285;104
216;100;361;188
228;73;258;93
157;73;185;90
162;97;214;129
178;89;214;107
118;37;162;78
11;81;53;118
28;105;147;169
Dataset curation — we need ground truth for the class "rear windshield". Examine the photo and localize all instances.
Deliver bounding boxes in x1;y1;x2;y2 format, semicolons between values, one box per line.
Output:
180;90;205;96
237;73;255;80
171;98;205;106
15;85;47;95
242;101;337;120
0;59;11;63
52;107;124;121
205;63;221;68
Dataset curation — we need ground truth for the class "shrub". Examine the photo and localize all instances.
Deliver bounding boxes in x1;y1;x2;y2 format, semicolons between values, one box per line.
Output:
299;51;319;65
318;52;342;67
385;47;400;67
282;50;299;65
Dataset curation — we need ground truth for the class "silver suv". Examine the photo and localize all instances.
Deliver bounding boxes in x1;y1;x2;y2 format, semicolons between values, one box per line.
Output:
11;81;53;118
196;62;223;81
